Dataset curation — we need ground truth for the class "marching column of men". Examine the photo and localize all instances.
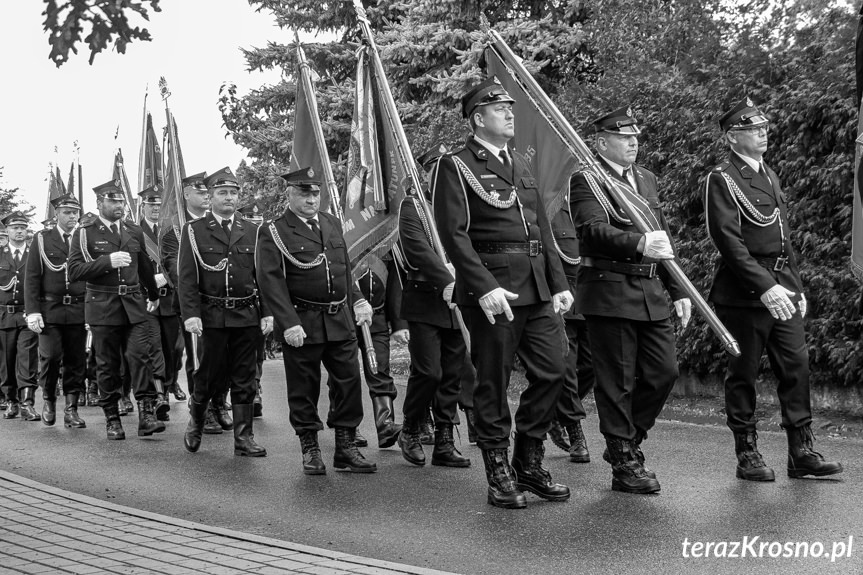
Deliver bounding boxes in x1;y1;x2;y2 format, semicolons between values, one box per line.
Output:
0;79;843;508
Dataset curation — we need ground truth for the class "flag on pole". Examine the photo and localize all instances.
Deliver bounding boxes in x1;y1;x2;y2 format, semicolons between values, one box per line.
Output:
112;150;138;222
291;43;332;214
44;163;67;222
139;113;164;192
484;46;577;218
851;1;863;280
158;114;187;241
341;46;405;281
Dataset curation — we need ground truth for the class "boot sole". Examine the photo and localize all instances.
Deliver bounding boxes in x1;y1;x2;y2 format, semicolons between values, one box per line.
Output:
107;434;126;440
42;418;56;426
235;449;267;457
736;468;775;481
516;483;570;502
64;422;86;429
787;466;844;478
333;463;377;473
400;452;426;466
487;494;527;509
303;468;326;475
138;426;166;437
569;454;591;463
184;442;201;453
431;458;471;468
611;480;660;494
378;434;400;449
203;428;224;435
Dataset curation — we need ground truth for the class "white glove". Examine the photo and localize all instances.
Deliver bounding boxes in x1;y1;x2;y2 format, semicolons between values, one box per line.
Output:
260;316;274;335
479;287;518;324
760;285;797;321
284;325;307;347
552;290;573;314
673;298;692;329
354;300;373;326
800;293;807;318
109;251;132;268
146;299;160;313
154;273;168;288
26;313;44;334
184;317;203;336
442;282;456;309
391;329;409;345
642;231;674;260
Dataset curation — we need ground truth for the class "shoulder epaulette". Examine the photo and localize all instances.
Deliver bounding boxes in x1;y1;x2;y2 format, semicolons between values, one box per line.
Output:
79;212;98;227
712;161;730;173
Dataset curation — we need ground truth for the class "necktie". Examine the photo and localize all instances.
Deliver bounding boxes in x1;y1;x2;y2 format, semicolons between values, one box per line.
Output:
153;223;158;238
63;233;70;246
110;223;118;237
308;218;322;241
221;219;231;238
499;149;510;168
13;249;20;268
759;162;771;185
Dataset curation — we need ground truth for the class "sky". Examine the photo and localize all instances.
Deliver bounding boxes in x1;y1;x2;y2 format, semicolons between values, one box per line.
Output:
0;2;310;220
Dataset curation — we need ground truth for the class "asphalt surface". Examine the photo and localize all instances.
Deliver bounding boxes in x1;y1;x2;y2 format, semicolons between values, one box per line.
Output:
0;360;860;575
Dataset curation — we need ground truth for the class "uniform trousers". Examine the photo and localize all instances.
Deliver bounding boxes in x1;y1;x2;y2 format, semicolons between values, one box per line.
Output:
144;314;167;382
463;303;565;450
157;315;181;387
358;327;396;399
0;325;38;400
585;315;677;440
38;323;87;398
192;326;258;406
457;352;475;411
282;338;363;434
714;305;811;432
556;317;595;425
182;330;203;395
403;321;466;425
90;322;155;407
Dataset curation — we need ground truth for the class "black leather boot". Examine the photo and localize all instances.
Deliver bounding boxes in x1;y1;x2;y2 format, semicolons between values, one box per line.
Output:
103;404;125;440
511;434;570;501
786;424;843;478
734;431;775;481
565;421;590;463
212;394;233;431
354;428;369;447
481;448;527;509
63;393;86;429
299;431;325;475
42;396;57;426
398;418;426;466
333;427;377;472
153;379;170;422
137;399;166;437
253;381;263;418
183;400;208;453
603;433;655;478
170;383;187;402
462;407;477;444
372;396;402;448
606;436;660;494
86;381;99;407
3;397;18;419
548;419;570;452
420;409;435;445
122;395;134;414
20;388;41;421
233;404;266;457
432;423;471;467
203;402;223;434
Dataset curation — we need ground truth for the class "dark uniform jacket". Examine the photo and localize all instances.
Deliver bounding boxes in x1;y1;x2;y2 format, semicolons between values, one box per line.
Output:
141;219;176;317
550;205;585;321
256;210;361;345
570;157;686;321
432;136;568;307
398;195;460;329
161;210;204;316
356;261;407;335
67;214;158;326
0;244;29;329
24;228;85;325
704;152;801;307
178;213;263;329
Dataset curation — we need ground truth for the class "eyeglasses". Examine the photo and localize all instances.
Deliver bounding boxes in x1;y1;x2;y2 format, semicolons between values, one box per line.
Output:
731;124;769;135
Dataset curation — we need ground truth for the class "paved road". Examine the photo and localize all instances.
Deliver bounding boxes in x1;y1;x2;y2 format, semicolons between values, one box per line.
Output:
0;360;860;575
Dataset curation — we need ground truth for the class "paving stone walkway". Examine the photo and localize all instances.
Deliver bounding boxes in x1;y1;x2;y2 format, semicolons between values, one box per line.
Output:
0;470;458;575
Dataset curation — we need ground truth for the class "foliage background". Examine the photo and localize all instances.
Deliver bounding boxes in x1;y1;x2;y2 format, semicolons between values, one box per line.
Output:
219;0;862;389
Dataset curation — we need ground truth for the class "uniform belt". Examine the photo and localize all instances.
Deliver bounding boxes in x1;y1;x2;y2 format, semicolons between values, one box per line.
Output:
581;256;657;278
1;304;24;313
372;302;385;314
200;293;257;310
294;296;347;315
86;283;141;296
754;256;789;272
472;240;543;256
156;286;172;297
41;294;85;305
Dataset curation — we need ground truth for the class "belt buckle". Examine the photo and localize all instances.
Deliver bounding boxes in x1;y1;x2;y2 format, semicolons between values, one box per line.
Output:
62;295;72;305
224;298;236;310
327;302;341;315
117;285;128;296
773;256;787;271
528;240;541;257
6;305;16;313
158;287;168;297
647;263;657;278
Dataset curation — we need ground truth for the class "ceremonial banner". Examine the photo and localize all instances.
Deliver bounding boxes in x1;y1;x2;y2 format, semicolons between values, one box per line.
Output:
44;164;67;221
158;114;187;241
139;113;164;193
112;150;138;222
342;46;404;281
851;1;863;280
291;42;333;214
484;46;577;218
